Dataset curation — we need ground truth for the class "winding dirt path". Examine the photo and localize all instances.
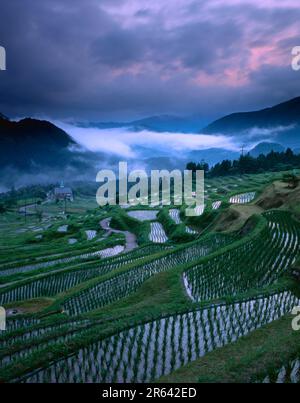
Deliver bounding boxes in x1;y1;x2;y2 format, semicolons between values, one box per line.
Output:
100;218;138;252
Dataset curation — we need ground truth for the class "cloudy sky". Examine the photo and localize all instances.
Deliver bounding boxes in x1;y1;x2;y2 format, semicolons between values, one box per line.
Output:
1;0;300;121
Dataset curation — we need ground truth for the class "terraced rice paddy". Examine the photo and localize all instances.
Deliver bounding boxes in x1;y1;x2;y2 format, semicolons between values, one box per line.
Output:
212;201;222;210
0;319;93;367
98;245;124;258
127;210;158;221
57;225;68;233
0;243;125;277
0;319;90;348
186;227;197;234
61;234;232;316
229;192;256;204
85;230;97;241
194;205;205;216
5;318;41;333
1;171;300;384
149;222;168;243
18;291;299;383
261;358;300;383
169;209;182;225
0;244;171;305
169;209;198;234
204;172;281;200
183;211;300;302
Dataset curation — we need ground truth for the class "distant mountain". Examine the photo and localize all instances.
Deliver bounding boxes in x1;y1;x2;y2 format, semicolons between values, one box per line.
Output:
142;156;184;172
140;148;241;171
249;142;285;158
79;115;207;133
0;116;79;170
186;148;240;167
0;113;8;120
202;97;300;148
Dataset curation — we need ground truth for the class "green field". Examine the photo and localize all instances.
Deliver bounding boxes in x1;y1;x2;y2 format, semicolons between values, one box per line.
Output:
0;170;300;383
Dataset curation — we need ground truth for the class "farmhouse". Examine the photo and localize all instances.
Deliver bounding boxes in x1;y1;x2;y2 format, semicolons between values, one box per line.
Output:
50;183;74;202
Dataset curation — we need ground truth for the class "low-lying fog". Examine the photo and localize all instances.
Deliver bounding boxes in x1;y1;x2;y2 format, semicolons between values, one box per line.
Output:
55;121;240;159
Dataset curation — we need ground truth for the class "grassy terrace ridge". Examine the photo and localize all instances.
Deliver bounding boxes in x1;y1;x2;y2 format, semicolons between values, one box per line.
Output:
45;231;233;314
157;207;195;242
56;210;297;318
109;208;152;245
0;212;114;265
0;240;167;285
0;236;126;283
0;232;123;268
183;210;300;302
0;241;173;294
0;242;173;302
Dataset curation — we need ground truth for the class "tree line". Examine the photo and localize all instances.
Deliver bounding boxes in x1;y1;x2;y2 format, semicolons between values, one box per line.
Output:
186;148;300;177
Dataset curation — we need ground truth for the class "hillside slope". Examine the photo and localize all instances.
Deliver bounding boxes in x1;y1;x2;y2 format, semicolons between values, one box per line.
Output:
0;116;77;170
202;97;300;148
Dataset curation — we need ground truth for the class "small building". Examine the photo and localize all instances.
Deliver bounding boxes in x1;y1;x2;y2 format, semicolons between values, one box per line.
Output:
51;182;73;202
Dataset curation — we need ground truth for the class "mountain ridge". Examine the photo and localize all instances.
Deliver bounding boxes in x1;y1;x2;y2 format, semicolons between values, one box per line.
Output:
249;142;286;158
202;97;300;132
0;116;78;170
77;114;207;133
201;96;300;148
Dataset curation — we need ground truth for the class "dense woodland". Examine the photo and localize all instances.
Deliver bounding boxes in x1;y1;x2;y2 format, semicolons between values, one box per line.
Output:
187;148;300;177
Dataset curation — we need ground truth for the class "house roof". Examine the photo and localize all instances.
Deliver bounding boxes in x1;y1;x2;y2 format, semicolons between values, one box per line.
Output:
54;187;72;195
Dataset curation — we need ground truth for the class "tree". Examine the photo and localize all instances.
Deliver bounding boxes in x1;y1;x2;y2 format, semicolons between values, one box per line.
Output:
238;154;258;174
186;146;300;178
186;162;197;172
0;204;6;214
196;161;209;173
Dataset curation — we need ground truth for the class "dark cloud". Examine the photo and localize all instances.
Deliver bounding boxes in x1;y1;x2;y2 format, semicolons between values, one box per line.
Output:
91;30;145;67
0;0;299;121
